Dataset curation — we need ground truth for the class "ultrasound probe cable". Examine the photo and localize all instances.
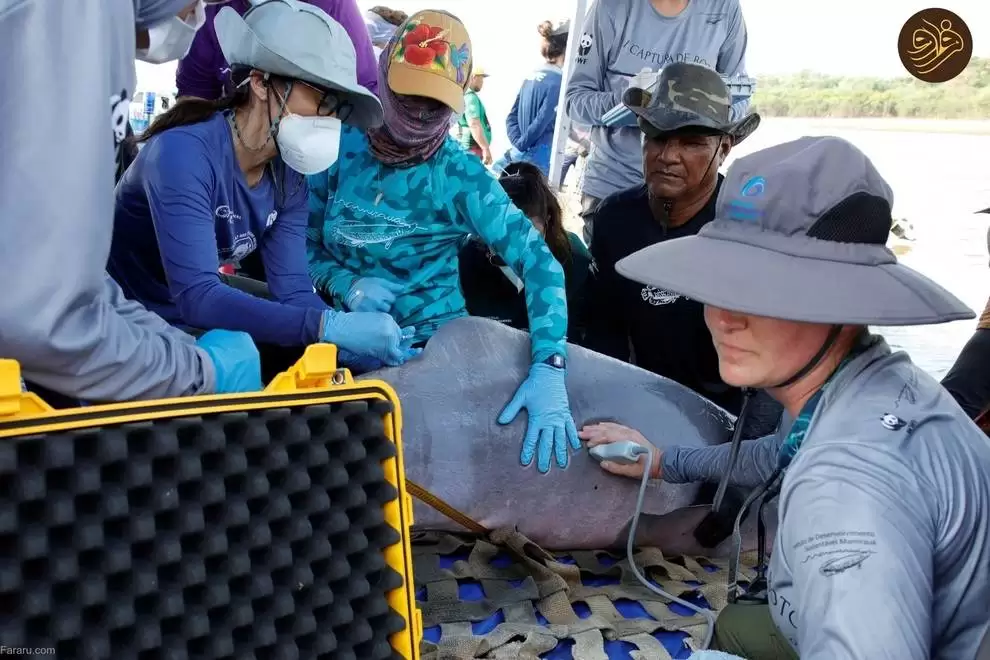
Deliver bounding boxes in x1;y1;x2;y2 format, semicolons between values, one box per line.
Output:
589;441;717;649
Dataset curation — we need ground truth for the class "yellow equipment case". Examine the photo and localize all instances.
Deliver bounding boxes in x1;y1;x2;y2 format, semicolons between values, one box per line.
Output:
0;346;422;660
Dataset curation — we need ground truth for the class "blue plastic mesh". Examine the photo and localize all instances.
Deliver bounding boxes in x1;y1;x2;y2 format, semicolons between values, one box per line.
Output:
416;548;723;659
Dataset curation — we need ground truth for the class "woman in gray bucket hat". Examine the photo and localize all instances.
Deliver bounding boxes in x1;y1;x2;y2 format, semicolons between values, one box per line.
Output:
582;136;990;659
109;0;420;383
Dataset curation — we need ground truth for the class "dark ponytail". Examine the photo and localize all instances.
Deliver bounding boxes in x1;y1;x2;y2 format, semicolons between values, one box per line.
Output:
537;20;568;62
499;161;572;264
137;68;253;143
135;68;300;213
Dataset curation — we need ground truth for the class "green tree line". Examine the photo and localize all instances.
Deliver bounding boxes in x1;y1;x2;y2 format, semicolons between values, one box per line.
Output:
751;57;990;119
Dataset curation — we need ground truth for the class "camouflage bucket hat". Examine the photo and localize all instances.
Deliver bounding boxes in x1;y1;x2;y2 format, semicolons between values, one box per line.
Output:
623;62;760;143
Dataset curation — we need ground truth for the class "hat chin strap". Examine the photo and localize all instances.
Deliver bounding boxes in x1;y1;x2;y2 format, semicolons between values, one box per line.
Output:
653;137;725;231
768;324;844;390
710;323;842;513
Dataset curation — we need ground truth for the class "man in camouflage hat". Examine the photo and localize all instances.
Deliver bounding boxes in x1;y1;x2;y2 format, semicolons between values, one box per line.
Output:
584;62;769;422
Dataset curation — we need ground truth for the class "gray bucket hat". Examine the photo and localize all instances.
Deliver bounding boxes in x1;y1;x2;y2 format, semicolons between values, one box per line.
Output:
623;62;760;143
215;0;383;129
615;136;974;326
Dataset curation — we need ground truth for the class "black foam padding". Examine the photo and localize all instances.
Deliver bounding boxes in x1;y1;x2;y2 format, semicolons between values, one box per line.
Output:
0;400;410;660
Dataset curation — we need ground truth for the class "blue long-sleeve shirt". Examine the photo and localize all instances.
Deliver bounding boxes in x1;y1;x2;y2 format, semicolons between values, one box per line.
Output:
108;112;325;347
506;64;563;174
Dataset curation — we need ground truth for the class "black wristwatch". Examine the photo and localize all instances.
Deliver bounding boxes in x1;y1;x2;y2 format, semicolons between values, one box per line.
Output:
543;354;566;369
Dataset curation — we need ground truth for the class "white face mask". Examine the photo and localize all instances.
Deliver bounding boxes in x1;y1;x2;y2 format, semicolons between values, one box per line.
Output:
275;115;343;175
137;1;206;65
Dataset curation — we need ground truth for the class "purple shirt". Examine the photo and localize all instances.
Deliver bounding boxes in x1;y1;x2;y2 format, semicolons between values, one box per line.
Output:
176;0;378;99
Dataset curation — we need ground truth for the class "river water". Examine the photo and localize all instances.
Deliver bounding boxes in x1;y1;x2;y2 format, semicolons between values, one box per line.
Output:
729;119;989;378
565;118;990;378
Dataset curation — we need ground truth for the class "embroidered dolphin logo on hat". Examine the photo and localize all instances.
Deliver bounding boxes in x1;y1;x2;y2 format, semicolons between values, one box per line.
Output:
726;175;766;222
740;176;765;197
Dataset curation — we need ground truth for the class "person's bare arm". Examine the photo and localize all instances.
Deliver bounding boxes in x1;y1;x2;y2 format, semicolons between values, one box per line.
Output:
463;92;492;163
469;119;491;153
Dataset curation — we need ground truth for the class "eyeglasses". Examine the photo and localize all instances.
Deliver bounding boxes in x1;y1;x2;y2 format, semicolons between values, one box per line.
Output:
295;80;354;121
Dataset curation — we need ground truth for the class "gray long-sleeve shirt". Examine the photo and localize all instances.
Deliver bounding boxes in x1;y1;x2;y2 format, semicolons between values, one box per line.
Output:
565;0;749;201
0;0;217;401
664;337;990;659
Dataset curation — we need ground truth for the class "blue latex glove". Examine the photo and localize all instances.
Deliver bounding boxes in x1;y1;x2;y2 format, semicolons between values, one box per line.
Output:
497;363;580;473
345;277;404;313
195;329;263;394
337;350;386;373
320;310;421;367
336;349;419;373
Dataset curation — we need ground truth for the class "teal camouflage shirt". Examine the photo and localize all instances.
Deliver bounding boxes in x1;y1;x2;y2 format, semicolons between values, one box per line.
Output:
306;128;568;363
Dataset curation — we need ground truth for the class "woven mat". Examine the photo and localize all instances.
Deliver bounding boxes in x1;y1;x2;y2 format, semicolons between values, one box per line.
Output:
412;529;757;659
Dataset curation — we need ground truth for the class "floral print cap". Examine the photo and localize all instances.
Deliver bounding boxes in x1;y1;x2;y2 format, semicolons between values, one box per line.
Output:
387;10;473;114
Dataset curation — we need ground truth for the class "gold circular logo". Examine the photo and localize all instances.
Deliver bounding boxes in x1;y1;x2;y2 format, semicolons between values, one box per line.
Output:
898;8;973;83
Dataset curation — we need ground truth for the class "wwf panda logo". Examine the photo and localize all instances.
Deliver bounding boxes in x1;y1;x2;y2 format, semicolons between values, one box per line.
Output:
109;88;130;146
880;413;906;431
578;32;594;57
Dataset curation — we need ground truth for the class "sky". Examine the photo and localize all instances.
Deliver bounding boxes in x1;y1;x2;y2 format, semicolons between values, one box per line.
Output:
137;0;990;88
135;0;990;152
